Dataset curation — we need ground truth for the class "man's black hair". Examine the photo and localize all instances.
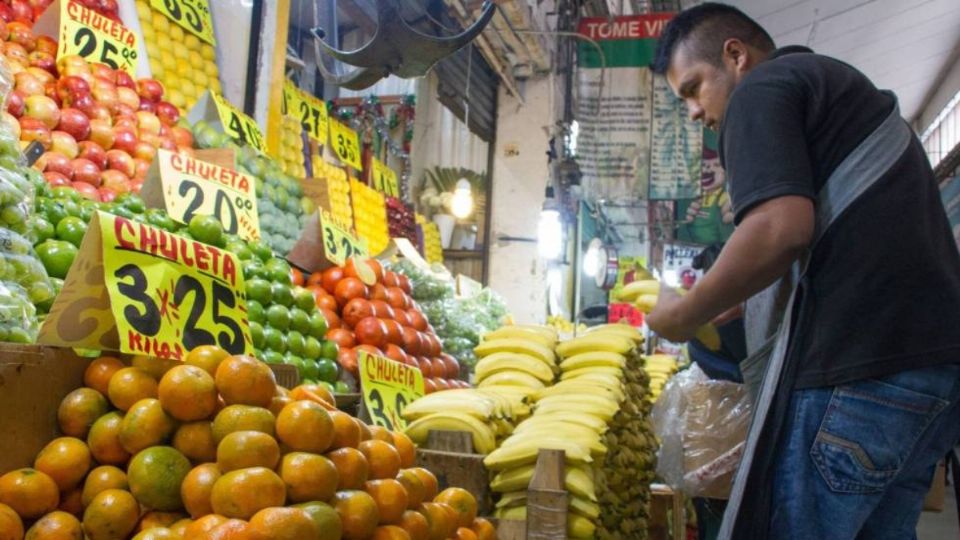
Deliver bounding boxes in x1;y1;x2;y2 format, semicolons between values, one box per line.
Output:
652;3;775;74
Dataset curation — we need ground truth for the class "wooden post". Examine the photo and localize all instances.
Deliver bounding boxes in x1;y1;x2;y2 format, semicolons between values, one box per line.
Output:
414;430;493;516
426;430;474;453
526;449;568;540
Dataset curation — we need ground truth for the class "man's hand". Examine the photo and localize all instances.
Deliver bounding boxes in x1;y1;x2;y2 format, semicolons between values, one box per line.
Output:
646;285;700;342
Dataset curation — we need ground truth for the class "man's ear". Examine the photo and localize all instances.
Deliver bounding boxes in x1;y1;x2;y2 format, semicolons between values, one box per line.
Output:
721;38;749;73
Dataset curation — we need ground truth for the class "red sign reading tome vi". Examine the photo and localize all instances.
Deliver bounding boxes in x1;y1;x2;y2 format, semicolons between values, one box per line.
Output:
578;13;674;40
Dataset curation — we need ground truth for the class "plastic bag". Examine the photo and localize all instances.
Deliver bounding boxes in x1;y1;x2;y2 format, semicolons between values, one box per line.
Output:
0;227;54;305
0;280;39;343
651;363;752;499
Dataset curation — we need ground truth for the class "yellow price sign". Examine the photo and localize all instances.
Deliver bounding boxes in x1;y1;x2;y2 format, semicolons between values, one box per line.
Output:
211;92;266;152
283;81;328;146
330;120;362;171
150;0;216;45
319;210;368;266
372;158;399;198
155;149;261;242
60;1;139;76
358;350;424;430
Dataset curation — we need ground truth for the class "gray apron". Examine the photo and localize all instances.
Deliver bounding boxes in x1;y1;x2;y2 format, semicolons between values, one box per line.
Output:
720;92;913;539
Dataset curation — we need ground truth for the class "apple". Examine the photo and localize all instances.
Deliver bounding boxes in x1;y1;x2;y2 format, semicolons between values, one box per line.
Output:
88;119;114;150
138;131;159;147
129;180;143;194
4;43;29;66
105;148;135;176
98;187;117;203
0;4;13;22
114;103;137;119
43;82;63;108
170;126;193;148
10;1;32;23
158;124;171;137
114;70;135;89
24;95;60;129
6;21;34;49
37;151;73;176
155;101;179;125
78;140;107;169
35;36;57;57
113;116;137;132
70;158;101;185
137;79;163;102
133;158;151;179
50;131;79;158
136;111;161;136
72;181;100;200
100;169;130;194
19;117;51;149
2;112;20;139
137;99;156;114
99;0;119;15
158;136;177;152
43;171;71;187
27;67;55;86
70;92;96;114
5;61;25;77
117;86;140;110
112;128;137;154
90;63;114;82
56;76;91;102
14;71;44;96
28;51;56;73
56;55;90;76
133;141;155;161
91;80;118;112
6;91;24;117
57;108;91;141
88;102;111;122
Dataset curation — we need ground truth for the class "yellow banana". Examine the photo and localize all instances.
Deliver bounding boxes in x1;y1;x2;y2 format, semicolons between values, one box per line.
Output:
536;393;619;411
477;370;546;390
556;334;635;358
490;463;595;500
695;323;722;351
515;411;610;433
561;366;625;381
475;352;555;383
401;391;497;421
536;382;624;402
483;438;593;470
534;401;616;421
570;496;600;519
616;279;660;302
555;372;624;389
483;326;556;348
474;338;556;366
559;351;627;371
501;432;606;457
494;492;527;509
404;412;497;454
495;506;527;520
635;294;659;312
568;513;597;539
583;323;644;343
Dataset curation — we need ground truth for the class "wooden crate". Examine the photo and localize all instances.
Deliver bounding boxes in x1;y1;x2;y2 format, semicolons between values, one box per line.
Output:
269;363;300;388
415;430;494;517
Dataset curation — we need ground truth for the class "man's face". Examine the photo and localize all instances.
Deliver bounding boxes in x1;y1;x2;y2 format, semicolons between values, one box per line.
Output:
666;42;741;132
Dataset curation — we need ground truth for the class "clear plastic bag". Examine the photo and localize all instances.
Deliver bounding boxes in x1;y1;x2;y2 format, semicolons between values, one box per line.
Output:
0;228;55;305
651;363;752;499
0;280;39;343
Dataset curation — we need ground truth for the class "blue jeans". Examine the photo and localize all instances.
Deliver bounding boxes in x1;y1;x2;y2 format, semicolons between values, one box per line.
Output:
770;363;960;539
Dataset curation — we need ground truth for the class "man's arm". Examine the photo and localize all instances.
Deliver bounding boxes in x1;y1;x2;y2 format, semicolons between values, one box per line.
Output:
646;195;814;341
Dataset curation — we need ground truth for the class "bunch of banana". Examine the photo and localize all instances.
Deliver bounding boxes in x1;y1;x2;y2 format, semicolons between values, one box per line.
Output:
474;325;558;392
402;388;526;453
645;353;679;402
547;313;575;334
616;280;722;351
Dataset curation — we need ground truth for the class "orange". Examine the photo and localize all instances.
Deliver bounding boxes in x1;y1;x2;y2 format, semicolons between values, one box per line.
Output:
0;503;23;540
158;365;218;421
329;410;361;450
86;412;131;466
24;510;82;539
368;425;393;442
275;401;334;453
334;490;380;540
82;489;139;540
248;507;318;540
217;431;280;472
410;468;438;501
132;528;179;540
84;356;125;396
207;518;254;540
57;388;109;438
290;384;335;408
291;502;341;540
210;467;285;520
118;398;177;454
136;511;184;531
107;367;159;411
0;468;59;519
215;355;276;408
58;488;83;517
211;405;275;443
181;463;221;519
391;432;416;469
357;419;372;441
455;527;478;540
471;518;496;540
395;470;426;509
132;356;179;380
363;479;408;525
372;525;412;540
34;437;91;491
172;421;217;462
183;514;229;537
82;466;128;508
359;440;401;480
326;448;369;490
185;345;229;377
418;502;456;540
127;446;192;511
268;394;293;417
434;488;477;529
279;452;339;503
398;510;429;540
169;518;193;537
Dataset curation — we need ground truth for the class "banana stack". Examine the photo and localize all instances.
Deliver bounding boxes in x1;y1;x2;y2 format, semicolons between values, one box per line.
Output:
485;324;659;539
645;353;679;402
473;325;559;392
402;388;523;454
617;279;722;351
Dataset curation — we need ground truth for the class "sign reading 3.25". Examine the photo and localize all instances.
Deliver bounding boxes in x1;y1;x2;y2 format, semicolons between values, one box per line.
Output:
319;210;367;266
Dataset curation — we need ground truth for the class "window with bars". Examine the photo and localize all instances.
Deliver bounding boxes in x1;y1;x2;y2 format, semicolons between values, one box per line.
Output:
921;89;960;173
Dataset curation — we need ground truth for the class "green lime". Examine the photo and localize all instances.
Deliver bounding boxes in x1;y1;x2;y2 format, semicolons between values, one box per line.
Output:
298;358;319;381
265;304;291;331
286;330;305;356
293;286;316;311
316;358;339;384
249;240;273;262
245;278;273;305
303;336;322;360
249;321;265;349
262;350;284;364
320;340;339;361
246;299;266;324
121;194;146;214
318;381;335;394
289;307;311;335
334;381;350;394
308;312;328;339
30;216;55;243
55;216;87;247
263;326;286;353
226;240;253;261
35;239;78;279
270;282;294;307
264;258;292;285
188;214;224;247
242;259;265;279
51;186;82;202
7;326;30;343
284;354;304;372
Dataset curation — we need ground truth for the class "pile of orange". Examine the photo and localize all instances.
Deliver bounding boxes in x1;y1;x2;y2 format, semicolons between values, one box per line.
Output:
0;346;497;540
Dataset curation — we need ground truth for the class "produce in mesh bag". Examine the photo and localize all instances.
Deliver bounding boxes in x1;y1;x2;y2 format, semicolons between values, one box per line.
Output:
0;280;39;342
0;228;55;306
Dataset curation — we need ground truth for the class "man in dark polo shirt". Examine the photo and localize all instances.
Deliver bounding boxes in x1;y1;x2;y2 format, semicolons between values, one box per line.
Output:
646;3;960;538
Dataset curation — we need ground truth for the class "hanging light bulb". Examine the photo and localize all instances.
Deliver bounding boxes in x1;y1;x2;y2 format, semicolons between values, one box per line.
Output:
583;238;603;277
451;179;473;219
538;186;563;260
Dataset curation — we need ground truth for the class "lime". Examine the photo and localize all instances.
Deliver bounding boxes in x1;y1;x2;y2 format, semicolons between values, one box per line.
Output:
298;358;319;381
308;312;328;339
241;258;265;279
263;325;286;353
249;240;273;261
55;216;87;247
265;304;291;331
225;240;253;260
284;354;304;372
286;330;306;356
246;299;266;324
318;381;335;394
289;307;311;335
334;381;350;394
264;258;292;285
249;321;265;349
303;336;323;360
293;286;316;311
35;239;78;279
320;340;339;361
245;278;273;304
52;186;82;202
262;350;284;364
270;282;294;307
316;358;338;384
188;214;224;247
30;216;55;243
7;326;30;343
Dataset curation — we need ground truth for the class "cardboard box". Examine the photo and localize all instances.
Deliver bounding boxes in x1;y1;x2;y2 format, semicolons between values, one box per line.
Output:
0;344;91;473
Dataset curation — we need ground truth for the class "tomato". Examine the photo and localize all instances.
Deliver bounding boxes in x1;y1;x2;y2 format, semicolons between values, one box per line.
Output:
35;239;78;279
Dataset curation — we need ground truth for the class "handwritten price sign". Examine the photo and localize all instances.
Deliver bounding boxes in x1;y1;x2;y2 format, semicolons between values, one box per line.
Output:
319;210;367;266
371;158;399;197
150;0;216;45
283;80;328;146
155;149;260;242
358;350;424;430
211;92;266;152
330;120;362;171
60;1;139;76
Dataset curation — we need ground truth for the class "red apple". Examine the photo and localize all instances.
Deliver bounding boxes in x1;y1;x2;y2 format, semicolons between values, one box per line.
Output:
19;116;51;149
129;180;143;194
56;76;91;102
88;119;114;150
35;36;57;57
116;86;140;110
133;158;151;179
155;101;179;125
78;140;107;169
170;126;193;148
114;70;134;89
27;67;54;86
70;158;101;185
4;43;29;66
113;116;137;132
0;4;13;23
105;148;135;176
135;111;160;136
24;95;60;129
56;108;91;141
2;112;20;139
98;187;117;203
137;79;163;102
158;124;171;138
42;82;62;108
100;169;130;194
91;79;118;112
90;63;114;82
138;131;159;147
6;91;24;117
10;1;32;23
114;103;137;119
14;71;43;96
37;151;72;176
6;21;34;49
69;92;96;115
111;128;137;154
99;0;119;14
72;181;100;200
88;103;111;122
43;171;70;187
137;99;156;114
158;136;176;152
50;131;79;159
28;51;55;73
133;141;155;161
